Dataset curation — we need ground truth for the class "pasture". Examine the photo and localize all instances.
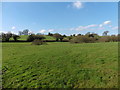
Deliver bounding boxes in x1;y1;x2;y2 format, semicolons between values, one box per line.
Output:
9;35;68;41
2;42;118;88
10;35;56;41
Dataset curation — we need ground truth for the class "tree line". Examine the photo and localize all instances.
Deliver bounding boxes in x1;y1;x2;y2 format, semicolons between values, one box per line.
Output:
0;29;119;44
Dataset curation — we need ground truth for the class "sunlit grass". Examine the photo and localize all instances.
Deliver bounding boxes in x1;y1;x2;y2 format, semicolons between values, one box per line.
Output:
2;42;118;88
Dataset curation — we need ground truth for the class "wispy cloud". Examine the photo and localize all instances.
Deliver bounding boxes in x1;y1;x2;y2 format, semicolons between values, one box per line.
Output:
85;24;98;28
48;29;54;32
69;20;117;32
71;24;97;31
112;26;118;30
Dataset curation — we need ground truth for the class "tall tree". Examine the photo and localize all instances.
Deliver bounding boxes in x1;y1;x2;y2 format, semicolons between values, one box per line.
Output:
48;32;53;36
23;29;29;35
102;31;109;36
2;32;12;41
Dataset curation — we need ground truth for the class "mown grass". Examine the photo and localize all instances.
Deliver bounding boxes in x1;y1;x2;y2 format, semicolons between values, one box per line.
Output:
2;42;118;88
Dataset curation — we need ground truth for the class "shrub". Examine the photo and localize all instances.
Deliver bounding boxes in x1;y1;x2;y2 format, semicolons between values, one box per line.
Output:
27;35;45;42
98;36;111;42
70;36;96;43
98;36;118;42
31;39;46;45
67;36;73;40
110;35;118;42
118;34;120;41
27;34;35;41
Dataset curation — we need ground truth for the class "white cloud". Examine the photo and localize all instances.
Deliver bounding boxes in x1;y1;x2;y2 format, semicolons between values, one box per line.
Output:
99;20;111;28
48;29;54;32
11;26;16;30
11;31;18;35
103;21;111;25
39;29;47;33
73;1;83;9
75;24;97;31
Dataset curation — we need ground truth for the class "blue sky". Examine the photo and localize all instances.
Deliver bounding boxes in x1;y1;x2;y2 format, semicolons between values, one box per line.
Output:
1;2;118;35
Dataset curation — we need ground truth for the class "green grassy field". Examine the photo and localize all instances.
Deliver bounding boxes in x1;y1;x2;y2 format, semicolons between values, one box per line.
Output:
2;42;118;88
10;35;56;41
10;35;68;41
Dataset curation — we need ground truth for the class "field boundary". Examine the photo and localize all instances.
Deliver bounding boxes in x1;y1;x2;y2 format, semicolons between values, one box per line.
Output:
1;40;69;42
